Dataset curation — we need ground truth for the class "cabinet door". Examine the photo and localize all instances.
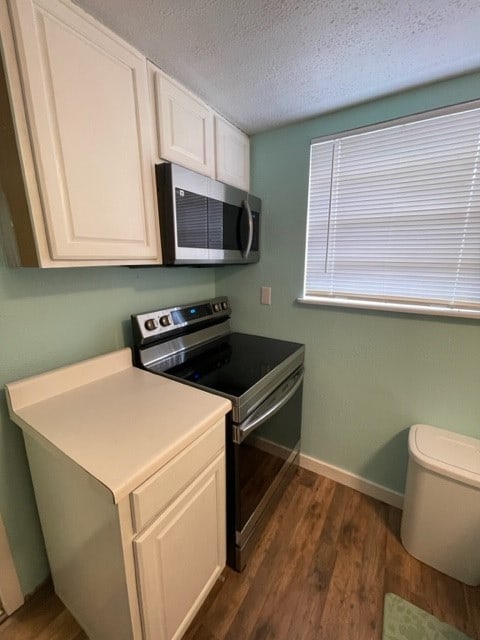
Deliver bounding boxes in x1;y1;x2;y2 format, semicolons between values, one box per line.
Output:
155;73;215;177
134;453;225;640
215;116;250;191
8;0;160;263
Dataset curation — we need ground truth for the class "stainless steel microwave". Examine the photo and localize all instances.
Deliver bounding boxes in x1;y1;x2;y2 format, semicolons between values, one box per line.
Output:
155;163;261;265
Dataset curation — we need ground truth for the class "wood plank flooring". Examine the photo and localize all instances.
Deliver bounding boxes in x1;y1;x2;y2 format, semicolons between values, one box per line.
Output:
2;468;479;640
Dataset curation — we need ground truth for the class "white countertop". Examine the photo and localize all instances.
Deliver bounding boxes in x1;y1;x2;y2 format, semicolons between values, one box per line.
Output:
6;348;231;503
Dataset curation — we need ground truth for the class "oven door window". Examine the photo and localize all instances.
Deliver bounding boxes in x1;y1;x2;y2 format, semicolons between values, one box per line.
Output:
234;382;302;533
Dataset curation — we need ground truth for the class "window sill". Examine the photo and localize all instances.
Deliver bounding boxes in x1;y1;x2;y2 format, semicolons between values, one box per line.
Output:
296;296;480;319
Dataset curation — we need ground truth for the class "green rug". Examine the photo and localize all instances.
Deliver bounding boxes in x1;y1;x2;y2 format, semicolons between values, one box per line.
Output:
383;593;473;640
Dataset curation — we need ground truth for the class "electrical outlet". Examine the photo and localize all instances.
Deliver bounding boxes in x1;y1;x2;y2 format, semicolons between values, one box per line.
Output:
261;286;272;305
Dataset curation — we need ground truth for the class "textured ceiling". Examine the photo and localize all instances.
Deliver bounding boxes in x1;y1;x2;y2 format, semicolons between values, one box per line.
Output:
73;0;480;134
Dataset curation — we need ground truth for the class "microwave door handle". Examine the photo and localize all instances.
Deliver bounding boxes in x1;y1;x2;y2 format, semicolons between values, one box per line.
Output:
233;368;304;444
241;200;254;259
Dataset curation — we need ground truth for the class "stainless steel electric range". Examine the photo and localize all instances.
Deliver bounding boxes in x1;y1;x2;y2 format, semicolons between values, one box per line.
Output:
131;296;304;570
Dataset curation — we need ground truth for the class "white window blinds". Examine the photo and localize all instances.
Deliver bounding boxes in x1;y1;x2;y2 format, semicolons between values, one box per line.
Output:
303;103;480;317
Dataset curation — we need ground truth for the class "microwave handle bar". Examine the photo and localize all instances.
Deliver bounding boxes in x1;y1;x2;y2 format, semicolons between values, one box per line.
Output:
241;200;254;259
233;367;304;444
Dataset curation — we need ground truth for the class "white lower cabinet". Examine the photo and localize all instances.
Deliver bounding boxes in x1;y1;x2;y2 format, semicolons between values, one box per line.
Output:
6;353;231;640
19;417;226;640
134;453;226;640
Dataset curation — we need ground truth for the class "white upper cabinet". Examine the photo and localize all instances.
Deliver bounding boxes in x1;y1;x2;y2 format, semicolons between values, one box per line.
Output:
153;71;215;178
2;0;160;265
215;116;250;191
149;65;250;189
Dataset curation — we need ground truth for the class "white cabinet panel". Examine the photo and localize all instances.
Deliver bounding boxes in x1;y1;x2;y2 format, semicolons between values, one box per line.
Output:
134;453;225;640
215;117;250;191
130;419;224;532
5;0;160;263
148;65;250;190
155;73;215;177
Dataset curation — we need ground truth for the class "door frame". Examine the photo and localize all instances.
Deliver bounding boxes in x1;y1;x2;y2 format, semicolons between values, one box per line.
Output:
0;513;23;616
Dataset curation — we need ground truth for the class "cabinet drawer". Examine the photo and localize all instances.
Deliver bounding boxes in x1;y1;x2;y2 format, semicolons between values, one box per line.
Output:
130;419;224;532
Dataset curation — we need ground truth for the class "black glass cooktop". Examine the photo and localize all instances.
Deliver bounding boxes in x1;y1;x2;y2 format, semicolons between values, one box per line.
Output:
149;332;303;398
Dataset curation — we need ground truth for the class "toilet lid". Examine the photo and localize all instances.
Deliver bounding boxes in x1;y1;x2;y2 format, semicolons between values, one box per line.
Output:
409;424;480;489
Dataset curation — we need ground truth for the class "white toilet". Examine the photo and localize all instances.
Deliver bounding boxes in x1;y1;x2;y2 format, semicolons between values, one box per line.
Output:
401;423;480;586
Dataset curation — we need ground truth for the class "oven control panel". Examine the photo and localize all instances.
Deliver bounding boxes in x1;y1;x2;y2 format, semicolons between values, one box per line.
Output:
132;296;231;345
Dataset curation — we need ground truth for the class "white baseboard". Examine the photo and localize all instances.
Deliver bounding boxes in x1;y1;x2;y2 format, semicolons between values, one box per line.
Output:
299;453;404;510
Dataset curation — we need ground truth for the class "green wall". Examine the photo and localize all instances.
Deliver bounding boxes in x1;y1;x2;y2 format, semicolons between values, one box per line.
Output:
0;242;215;595
216;71;480;494
2;70;480;599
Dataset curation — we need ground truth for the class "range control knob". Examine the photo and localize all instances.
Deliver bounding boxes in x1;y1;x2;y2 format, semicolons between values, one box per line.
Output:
159;315;171;327
213;303;220;312
144;318;157;331
221;301;228;310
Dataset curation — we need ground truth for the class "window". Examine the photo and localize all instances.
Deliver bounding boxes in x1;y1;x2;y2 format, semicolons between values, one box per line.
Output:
302;101;480;318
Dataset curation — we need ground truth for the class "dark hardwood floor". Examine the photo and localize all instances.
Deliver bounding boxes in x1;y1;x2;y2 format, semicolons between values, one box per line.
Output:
2;468;479;640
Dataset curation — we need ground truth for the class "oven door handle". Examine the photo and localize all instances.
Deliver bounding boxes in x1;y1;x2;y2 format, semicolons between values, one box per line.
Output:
233;367;304;444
